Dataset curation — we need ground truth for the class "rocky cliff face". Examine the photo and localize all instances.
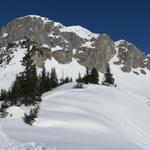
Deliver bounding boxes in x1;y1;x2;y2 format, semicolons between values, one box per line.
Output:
0;15;150;74
114;40;150;74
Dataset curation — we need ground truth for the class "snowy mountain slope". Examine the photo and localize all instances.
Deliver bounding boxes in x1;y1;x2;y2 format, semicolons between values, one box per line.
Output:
0;46;26;89
0;39;149;92
109;52;150;97
0;49;87;90
0;15;149;90
0;15;150;150
1;82;150;150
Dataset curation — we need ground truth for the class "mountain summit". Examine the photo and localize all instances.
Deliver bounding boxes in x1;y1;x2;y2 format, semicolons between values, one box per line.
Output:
0;15;150;89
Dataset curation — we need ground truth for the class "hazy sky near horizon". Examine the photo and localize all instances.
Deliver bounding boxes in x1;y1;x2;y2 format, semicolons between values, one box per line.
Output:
0;0;150;53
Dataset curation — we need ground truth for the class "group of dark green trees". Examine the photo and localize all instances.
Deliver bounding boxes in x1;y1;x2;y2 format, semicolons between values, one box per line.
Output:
0;63;115;107
0;41;72;108
102;66;115;86
75;67;99;88
0;65;68;106
23;105;40;125
76;65;115;87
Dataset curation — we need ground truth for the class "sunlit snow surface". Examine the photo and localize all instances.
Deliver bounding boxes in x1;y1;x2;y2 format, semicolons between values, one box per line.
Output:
1;78;150;150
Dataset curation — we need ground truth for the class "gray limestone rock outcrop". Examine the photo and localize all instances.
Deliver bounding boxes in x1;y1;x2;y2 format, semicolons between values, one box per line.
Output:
114;40;150;74
0;15;149;74
74;34;116;73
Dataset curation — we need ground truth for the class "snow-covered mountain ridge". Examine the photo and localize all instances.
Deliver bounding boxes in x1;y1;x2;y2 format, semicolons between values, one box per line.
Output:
0;15;150;89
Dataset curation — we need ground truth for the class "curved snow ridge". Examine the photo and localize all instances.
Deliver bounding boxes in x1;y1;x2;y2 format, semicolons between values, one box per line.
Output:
60;25;99;40
1;83;150;150
114;39;133;47
39;83;150;150
114;40;126;47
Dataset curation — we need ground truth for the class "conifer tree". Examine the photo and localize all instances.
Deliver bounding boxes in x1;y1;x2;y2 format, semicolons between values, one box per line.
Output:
9;75;25;105
82;68;90;84
102;65;115;86
23;105;39;125
76;72;82;83
44;72;52;92
0;102;9;113
39;66;47;93
11;43;41;105
64;77;70;83
50;68;58;88
24;64;41;105
75;72;83;88
60;71;65;85
89;67;99;84
0;89;7;101
70;77;73;82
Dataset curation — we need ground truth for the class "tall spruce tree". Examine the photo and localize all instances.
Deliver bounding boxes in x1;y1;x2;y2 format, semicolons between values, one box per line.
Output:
23;105;39;125
64;77;70;83
23;63;41;105
10;75;25;105
76;72;82;83
11;42;41;105
44;72;52;92
39;66;47;93
75;72;83;88
0;89;7;101
50;68;58;88
89;67;99;84
102;65;115;86
82;68;90;84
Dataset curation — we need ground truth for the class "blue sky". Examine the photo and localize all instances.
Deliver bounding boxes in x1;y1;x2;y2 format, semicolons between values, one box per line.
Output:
0;0;150;54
